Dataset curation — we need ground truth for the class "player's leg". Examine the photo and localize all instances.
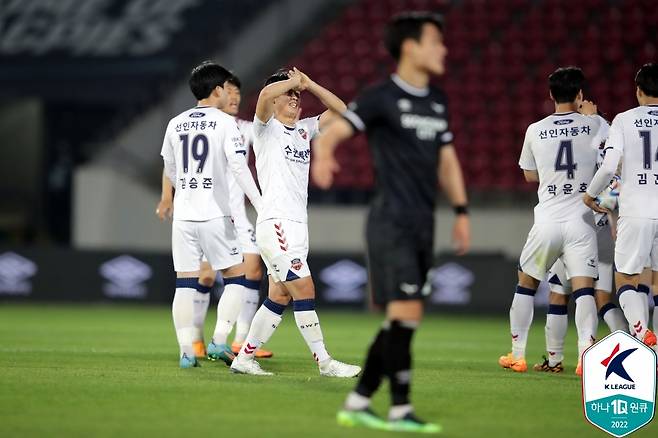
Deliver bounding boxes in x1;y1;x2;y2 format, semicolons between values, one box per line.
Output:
594;260;627;333
502;223;559;372
171;220;205;368
199;217;245;365
638;267;652;328
571;275;597;375
535;263;568;373
614;216;655;346
232;252;270;357
283;275;361;377
231;275;290;376
191;261;214;358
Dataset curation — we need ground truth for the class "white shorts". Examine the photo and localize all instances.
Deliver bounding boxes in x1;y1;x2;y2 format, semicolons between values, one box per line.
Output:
615;216;658;275
256;219;311;283
519;218;598;282
548;219;614;294
172;217;242;272
234;213;259;255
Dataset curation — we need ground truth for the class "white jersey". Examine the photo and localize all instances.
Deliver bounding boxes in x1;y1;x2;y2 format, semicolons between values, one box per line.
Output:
252;115;320;223
519;112;607;223
606;105;658;218
227;118;255;221
160;106;246;221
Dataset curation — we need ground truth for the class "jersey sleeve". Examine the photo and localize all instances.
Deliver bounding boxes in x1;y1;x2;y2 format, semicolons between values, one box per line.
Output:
252;115;274;139
590;115;610;150
224;119;262;212
300;116;320;139
605;115;625;154
237;119;255;146
518;125;537;170
438;100;454;147
160;123;176;182
342;88;381;132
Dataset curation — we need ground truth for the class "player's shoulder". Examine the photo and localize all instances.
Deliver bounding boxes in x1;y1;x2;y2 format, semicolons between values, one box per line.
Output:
613;105;649;124
427;84;448;102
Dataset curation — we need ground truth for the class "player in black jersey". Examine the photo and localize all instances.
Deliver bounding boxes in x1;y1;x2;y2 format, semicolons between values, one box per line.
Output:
313;12;470;434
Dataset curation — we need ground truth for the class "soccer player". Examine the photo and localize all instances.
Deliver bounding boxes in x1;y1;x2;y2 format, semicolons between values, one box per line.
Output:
498;67;605;374
229;67;361;378
312;12;469;433
159;61;263;368
534;103;627;375
156;75;273;360
583;63;658;348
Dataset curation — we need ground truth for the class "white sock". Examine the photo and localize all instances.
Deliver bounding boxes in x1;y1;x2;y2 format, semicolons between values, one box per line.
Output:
389;404;413;421
600;303;628;333
545;305;567;366
192;290;210;342
172;284;196;359
638;284;651;329
510;287;535;359
344;391;370;411
234;283;260;344
239;299;284;359
574;289;598;358
293;300;330;364
211;280;244;345
618;288;649;338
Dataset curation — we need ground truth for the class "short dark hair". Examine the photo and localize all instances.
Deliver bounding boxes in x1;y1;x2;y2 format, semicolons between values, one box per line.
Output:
384;11;444;61
189;61;232;100
548;67;585;103
635;63;658;97
226;74;242;90
264;68;290;87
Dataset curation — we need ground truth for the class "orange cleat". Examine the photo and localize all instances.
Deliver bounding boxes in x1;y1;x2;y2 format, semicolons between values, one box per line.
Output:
642;330;657;347
231;342;273;359
193;340;207;359
499;352;527;372
575;359;582;376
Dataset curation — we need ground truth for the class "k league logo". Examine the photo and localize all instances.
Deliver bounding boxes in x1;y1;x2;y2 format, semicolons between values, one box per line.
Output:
582;331;656;437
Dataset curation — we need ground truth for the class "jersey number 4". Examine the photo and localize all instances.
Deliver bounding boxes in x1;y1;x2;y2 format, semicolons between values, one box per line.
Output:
554;140;577;179
640;131;658;169
180;134;208;173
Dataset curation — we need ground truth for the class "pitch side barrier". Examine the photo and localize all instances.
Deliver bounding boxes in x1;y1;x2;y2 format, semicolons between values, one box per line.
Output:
0;247;553;313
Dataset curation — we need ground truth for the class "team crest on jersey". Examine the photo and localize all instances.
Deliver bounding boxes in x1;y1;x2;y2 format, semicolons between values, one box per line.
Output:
430;102;445;114
189;112;205;118
397;98;412;112
291;258;303;271
298;128;307;140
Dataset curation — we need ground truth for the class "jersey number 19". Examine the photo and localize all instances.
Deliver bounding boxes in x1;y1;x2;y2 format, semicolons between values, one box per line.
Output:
180;133;208;174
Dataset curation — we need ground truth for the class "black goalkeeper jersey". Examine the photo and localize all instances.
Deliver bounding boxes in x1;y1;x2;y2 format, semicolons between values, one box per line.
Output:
343;75;453;220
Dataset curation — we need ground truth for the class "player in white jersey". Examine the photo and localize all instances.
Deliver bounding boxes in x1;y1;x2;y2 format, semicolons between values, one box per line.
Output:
157;74;274;360
499;67;603;373
230;67;361;377
583;63;658;348
159;61;263;368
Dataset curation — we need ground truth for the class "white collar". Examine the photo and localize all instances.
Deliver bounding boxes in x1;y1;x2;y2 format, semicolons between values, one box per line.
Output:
391;74;429;97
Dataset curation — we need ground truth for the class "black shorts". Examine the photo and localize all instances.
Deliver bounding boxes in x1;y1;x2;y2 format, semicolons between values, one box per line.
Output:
366;213;434;306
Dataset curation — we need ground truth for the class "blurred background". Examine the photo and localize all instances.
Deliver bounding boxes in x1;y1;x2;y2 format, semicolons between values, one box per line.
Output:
1;0;656;312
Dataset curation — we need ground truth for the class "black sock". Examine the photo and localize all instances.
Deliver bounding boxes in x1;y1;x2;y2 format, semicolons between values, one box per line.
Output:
385;320;415;406
355;326;387;398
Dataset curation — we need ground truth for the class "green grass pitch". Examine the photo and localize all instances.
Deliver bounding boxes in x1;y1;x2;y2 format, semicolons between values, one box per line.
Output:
0;304;655;437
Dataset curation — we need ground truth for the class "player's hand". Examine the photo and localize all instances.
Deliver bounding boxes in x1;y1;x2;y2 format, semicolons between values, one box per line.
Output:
311;155;340;189
287;69;302;88
156;198;173;221
452;214;470;256
583;193;610;214
294;67;312;91
579;100;597;116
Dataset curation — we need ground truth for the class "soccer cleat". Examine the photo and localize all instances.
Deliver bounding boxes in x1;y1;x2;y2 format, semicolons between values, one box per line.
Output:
231;341;273;358
533;356;564;373
319;359;361;378
230;356;273;376
388;412;442;434
575;359;582;376
179;353;200;369
499;353;527;372
207;342;235;366
193;340;207;359
336;408;389;431
642;330;657;347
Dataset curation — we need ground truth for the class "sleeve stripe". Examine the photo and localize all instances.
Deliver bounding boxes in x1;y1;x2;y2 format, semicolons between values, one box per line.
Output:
342;110;365;132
